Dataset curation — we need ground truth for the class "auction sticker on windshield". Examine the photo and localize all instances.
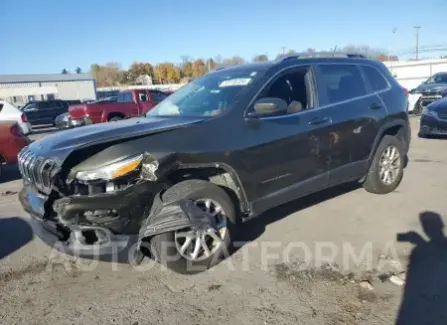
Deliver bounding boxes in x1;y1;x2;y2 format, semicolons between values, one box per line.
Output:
219;78;252;87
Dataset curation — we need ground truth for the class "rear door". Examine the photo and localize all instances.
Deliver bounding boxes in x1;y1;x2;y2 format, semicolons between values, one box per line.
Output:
314;63;387;186
23;102;47;125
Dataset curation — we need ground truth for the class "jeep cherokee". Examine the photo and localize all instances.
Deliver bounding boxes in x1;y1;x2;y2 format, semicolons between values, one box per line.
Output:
18;52;410;274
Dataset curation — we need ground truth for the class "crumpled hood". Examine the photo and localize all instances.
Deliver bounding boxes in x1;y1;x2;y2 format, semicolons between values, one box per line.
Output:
416;83;447;93
26;116;204;163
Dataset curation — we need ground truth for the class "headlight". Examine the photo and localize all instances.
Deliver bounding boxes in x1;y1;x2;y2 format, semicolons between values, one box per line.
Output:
422;107;438;118
76;154;143;181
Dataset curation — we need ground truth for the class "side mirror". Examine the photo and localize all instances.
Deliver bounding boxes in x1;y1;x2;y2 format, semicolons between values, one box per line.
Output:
409;88;416;94
250;97;288;117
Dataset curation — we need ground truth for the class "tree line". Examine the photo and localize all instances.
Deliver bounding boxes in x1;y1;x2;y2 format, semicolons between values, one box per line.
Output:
85;45;399;87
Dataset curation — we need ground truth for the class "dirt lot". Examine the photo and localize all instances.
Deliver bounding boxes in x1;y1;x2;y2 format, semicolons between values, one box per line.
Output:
1;117;447;325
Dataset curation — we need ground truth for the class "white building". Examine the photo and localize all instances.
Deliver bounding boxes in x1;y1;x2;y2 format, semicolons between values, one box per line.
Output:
0;73;97;107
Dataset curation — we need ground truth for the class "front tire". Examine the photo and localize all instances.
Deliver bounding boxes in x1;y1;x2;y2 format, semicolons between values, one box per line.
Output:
363;135;404;194
149;180;236;274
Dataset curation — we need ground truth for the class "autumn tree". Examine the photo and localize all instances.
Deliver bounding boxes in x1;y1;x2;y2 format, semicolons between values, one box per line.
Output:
222;56;245;65
192;59;207;78
181;61;193;78
206;58;217;71
128;62;154;83
253;54;268;62
90;63;123;87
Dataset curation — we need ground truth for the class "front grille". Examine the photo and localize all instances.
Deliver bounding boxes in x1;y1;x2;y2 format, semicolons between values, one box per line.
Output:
18;148;57;195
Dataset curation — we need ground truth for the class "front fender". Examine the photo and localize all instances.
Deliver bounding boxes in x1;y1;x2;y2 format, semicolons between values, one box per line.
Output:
137;192;214;245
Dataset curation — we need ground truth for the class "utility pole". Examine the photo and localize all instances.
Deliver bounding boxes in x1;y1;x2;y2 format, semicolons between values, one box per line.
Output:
413;26;421;61
281;46;286;55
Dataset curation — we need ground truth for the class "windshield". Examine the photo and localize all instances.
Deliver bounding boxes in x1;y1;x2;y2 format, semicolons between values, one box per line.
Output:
146;68;264;117
425;73;447;84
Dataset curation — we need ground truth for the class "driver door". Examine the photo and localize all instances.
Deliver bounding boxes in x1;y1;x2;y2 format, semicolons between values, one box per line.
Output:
241;66;332;211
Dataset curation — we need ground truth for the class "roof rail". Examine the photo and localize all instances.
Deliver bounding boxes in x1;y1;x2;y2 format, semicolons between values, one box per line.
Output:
277;52;367;62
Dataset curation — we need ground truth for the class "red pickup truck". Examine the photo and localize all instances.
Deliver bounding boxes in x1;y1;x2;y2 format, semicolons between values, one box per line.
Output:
69;89;171;125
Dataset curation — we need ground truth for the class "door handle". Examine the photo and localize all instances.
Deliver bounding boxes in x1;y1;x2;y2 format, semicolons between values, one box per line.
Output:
308;116;330;126
369;103;382;110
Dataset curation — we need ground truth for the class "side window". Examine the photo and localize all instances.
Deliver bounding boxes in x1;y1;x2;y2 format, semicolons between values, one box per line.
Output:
362;66;389;92
138;93;148;102
255;67;313;115
0;104;3;112
318;64;367;104
151;91;168;102
117;92;134;103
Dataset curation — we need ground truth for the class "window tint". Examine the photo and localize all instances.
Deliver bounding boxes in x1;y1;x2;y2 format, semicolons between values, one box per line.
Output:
362;66;389;92
41;101;56;109
151;91;168;102
319;64;367;103
117;92;134;103
257;67;312;114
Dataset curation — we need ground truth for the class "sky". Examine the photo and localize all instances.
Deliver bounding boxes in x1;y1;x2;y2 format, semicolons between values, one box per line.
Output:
1;0;446;74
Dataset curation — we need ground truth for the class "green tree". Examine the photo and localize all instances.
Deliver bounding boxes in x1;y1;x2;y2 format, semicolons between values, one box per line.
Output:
61;68;68;74
75;67;82;74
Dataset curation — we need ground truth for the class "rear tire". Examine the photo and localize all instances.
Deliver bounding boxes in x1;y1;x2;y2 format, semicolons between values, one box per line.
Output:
149;180;236;274
363;135;404;194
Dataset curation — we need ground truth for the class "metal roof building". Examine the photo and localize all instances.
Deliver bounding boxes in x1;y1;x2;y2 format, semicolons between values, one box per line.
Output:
0;73;96;107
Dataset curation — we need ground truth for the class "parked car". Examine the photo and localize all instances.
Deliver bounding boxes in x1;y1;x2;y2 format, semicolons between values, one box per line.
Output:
407;91;423;114
0;121;31;178
18;52;410;274
54;112;71;130
418;97;447;137
0;100;32;135
68;89;169;125
21;100;70;126
410;72;447;114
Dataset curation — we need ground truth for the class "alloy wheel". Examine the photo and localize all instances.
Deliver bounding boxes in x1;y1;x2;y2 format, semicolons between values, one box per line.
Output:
174;198;228;262
378;145;401;185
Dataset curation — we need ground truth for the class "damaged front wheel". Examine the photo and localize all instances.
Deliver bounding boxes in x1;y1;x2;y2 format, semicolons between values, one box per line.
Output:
149;180;236;274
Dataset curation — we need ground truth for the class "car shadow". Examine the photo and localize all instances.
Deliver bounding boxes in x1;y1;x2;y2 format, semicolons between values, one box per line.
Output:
0;164;22;183
0;217;34;260
233;182;360;247
396;211;447;325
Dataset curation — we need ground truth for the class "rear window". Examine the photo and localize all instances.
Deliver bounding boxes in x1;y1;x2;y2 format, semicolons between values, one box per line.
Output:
117;92;134;103
318;64;367;104
362;66;389;92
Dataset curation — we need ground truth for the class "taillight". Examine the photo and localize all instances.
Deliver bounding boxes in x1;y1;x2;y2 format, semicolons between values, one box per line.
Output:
10;123;24;137
21;113;28;123
403;87;409;97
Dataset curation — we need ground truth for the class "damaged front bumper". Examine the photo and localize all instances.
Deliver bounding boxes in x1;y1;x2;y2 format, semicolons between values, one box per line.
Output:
19;182;157;263
19;181;213;264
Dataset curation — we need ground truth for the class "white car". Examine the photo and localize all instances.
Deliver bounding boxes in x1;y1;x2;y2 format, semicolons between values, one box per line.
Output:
0;100;32;135
408;92;422;114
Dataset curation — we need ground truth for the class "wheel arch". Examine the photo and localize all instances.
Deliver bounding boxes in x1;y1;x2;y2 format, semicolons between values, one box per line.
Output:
164;162;249;215
107;112;125;121
368;120;408;163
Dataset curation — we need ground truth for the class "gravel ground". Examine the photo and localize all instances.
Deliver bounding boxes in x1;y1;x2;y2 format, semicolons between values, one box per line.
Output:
1;117;447;325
